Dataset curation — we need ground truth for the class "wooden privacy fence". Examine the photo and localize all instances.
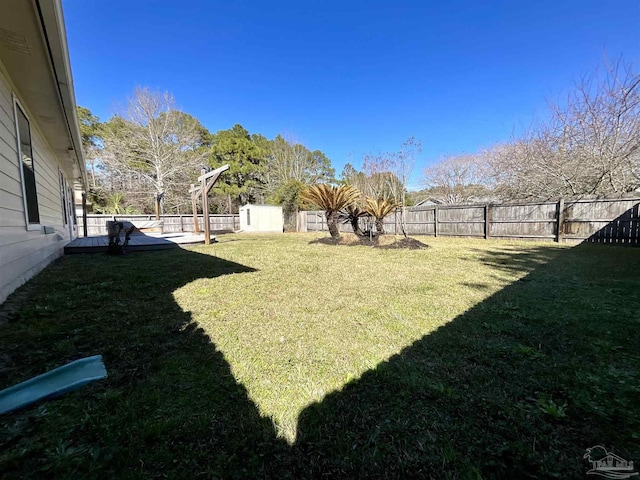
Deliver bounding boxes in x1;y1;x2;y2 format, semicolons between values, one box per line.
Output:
299;197;640;245
79;214;240;236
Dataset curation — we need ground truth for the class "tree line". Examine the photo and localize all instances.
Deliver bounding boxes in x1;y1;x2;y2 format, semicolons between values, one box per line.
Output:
78;87;336;227
79;58;639;230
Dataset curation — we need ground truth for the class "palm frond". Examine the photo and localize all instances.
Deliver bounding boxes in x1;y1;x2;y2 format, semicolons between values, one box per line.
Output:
337;204;368;224
364;197;399;220
301;184;360;213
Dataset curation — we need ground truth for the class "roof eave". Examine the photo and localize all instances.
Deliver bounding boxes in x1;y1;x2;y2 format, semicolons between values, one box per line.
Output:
36;0;87;191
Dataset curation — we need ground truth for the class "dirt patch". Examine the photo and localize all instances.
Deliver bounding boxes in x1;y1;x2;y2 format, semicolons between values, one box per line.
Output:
310;234;429;249
377;237;429;250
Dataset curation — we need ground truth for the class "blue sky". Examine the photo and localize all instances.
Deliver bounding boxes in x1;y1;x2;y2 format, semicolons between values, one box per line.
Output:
63;0;639;189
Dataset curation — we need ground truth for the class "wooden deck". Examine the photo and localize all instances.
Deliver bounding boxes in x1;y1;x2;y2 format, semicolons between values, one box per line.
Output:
64;233;213;254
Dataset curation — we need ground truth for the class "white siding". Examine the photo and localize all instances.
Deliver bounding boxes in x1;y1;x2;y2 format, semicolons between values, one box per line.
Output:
239;205;284;233
0;62;74;304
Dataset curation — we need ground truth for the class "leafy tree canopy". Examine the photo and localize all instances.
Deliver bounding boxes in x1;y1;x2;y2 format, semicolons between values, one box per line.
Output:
77;106;101;148
208;124;270;209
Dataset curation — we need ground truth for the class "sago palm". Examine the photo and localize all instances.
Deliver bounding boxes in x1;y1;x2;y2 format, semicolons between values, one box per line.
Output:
338;203;369;237
302;184;360;238
364;197;398;235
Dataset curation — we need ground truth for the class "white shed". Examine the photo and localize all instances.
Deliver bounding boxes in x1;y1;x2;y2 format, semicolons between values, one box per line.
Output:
239;205;283;233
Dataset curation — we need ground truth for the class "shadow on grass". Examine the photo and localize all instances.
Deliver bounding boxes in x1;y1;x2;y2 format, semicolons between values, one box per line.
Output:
0;249;290;478
1;241;639;478
293;242;640;478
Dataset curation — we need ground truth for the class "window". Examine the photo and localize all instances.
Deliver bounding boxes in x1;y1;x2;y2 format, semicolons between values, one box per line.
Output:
247;208;251;226
15;102;39;226
58;171;75;226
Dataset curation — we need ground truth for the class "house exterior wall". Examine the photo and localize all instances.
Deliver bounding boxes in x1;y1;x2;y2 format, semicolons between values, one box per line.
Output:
0;61;75;304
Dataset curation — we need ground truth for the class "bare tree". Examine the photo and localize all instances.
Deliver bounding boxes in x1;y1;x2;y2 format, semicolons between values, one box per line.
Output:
266;134;334;189
338;139;421;236
360;152;398;200
265;133;335;229
423;154;488;203
101;87;209;216
392;137;421;236
485;59;640;199
358;138;421;204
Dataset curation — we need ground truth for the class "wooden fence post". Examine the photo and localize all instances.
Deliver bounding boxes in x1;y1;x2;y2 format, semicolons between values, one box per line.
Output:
484;204;491;239
556;198;565;243
434;207;438;237
191;184;200;233
297;211;307;232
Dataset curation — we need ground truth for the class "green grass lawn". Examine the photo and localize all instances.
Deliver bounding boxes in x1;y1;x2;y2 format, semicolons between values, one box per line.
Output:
1;233;638;479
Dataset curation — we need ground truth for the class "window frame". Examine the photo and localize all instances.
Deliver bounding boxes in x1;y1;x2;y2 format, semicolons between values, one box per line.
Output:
59;169;69;225
13;95;40;231
69;184;76;226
